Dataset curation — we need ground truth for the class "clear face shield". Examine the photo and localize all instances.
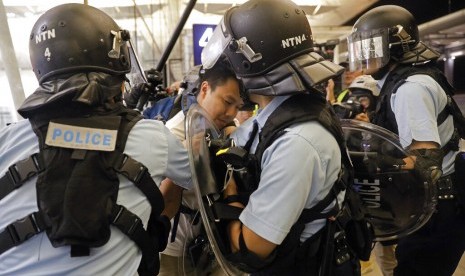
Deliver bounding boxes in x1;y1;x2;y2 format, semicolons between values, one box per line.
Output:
201;18;232;70
347;28;390;73
108;29;148;92
126;40;148;87
201;15;262;70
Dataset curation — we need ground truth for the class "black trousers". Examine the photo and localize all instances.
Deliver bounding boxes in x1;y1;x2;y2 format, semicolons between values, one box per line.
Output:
394;199;465;276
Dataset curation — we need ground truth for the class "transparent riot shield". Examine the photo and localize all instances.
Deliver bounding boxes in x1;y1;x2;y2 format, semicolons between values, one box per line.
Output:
185;104;246;275
341;119;437;241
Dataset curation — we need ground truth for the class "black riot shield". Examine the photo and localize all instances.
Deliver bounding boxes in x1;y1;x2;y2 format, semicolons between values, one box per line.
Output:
341;119;437;241
186;104;246;275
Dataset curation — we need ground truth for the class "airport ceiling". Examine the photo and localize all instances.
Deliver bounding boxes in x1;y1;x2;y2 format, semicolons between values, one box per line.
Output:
2;0;465;67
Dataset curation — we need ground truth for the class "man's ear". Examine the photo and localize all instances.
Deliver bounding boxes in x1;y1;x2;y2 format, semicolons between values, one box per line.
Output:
198;81;209;102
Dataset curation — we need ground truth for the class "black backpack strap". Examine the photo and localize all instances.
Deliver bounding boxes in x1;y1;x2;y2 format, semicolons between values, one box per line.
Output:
0;153;44;200
110;111;167;275
256;93;353;187
170;209;181;243
0;211;47;255
298;185;342;224
169;203;201;243
437;102;451;126
112;109;165;217
110;204;159;276
114;154;164;213
372;65;416;134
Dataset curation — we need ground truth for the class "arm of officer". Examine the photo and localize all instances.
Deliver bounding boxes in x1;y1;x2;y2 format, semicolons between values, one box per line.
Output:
408;141;444;186
390;80;444;174
401;140;440;170
224;176;277;259
160;178;183;220
377;141;440;171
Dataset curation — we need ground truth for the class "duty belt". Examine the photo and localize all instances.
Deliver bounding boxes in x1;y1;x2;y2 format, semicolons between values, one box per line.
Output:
437;174;456;200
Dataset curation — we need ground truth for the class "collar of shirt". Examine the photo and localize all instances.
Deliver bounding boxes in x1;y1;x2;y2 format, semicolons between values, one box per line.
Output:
377;72;389;91
254;95;291;132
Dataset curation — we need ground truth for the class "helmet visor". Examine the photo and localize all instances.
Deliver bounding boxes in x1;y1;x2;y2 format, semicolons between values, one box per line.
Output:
126;40;148;87
201;18;232;70
348;28;390;72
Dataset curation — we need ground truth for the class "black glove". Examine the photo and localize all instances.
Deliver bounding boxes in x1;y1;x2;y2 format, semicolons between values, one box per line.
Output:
124;83;155;109
410;148;443;185
145;69;162;85
376;154;406;171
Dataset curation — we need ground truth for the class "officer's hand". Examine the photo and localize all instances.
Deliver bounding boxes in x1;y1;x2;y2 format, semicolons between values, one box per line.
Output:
123;83;155;109
145;68;163;85
376;154;406;171
409;148;444;185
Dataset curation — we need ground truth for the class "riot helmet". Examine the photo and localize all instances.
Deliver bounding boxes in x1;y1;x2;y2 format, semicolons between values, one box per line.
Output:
202;0;313;77
348;75;380;97
348;75;379;114
201;0;343;96
29;3;132;84
348;5;439;73
333;75;379;119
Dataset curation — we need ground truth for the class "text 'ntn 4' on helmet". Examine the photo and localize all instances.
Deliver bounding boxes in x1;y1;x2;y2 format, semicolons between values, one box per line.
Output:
29;3;132;84
347;5;439;73
201;0;344;97
201;0;314;78
349;75;380;97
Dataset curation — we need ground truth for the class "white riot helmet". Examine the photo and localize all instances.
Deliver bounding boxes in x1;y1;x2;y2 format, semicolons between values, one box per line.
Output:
348;75;380;97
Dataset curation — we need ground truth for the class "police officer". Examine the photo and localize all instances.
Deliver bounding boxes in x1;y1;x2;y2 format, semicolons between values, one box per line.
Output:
201;0;359;275
348;5;465;276
0;4;191;275
159;60;244;275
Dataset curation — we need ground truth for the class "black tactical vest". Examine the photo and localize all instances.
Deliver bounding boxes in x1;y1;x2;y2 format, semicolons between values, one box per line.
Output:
373;64;454;134
220;93;368;275
0;102;165;276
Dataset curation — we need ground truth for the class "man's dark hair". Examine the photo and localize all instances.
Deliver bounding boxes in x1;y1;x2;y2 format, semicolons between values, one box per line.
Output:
200;57;238;91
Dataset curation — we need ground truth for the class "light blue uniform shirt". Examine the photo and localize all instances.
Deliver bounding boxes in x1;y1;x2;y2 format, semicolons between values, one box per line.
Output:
0;118;191;275
379;73;456;175
231;96;342;244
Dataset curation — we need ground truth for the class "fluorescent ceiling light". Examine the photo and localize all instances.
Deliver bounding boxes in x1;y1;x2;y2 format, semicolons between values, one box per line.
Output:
450;50;464;57
193;0;339;5
3;0;168;8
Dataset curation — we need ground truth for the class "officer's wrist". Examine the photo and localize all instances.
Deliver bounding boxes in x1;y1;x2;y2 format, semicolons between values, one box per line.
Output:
224;194;245;208
228;201;245;209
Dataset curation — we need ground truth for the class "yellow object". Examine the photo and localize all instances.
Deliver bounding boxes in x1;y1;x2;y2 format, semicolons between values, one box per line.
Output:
216;148;229;156
360;258;374;275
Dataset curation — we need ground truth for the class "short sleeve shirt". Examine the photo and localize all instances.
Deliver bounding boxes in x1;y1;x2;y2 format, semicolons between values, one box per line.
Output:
231;96;342;244
388;74;456;174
